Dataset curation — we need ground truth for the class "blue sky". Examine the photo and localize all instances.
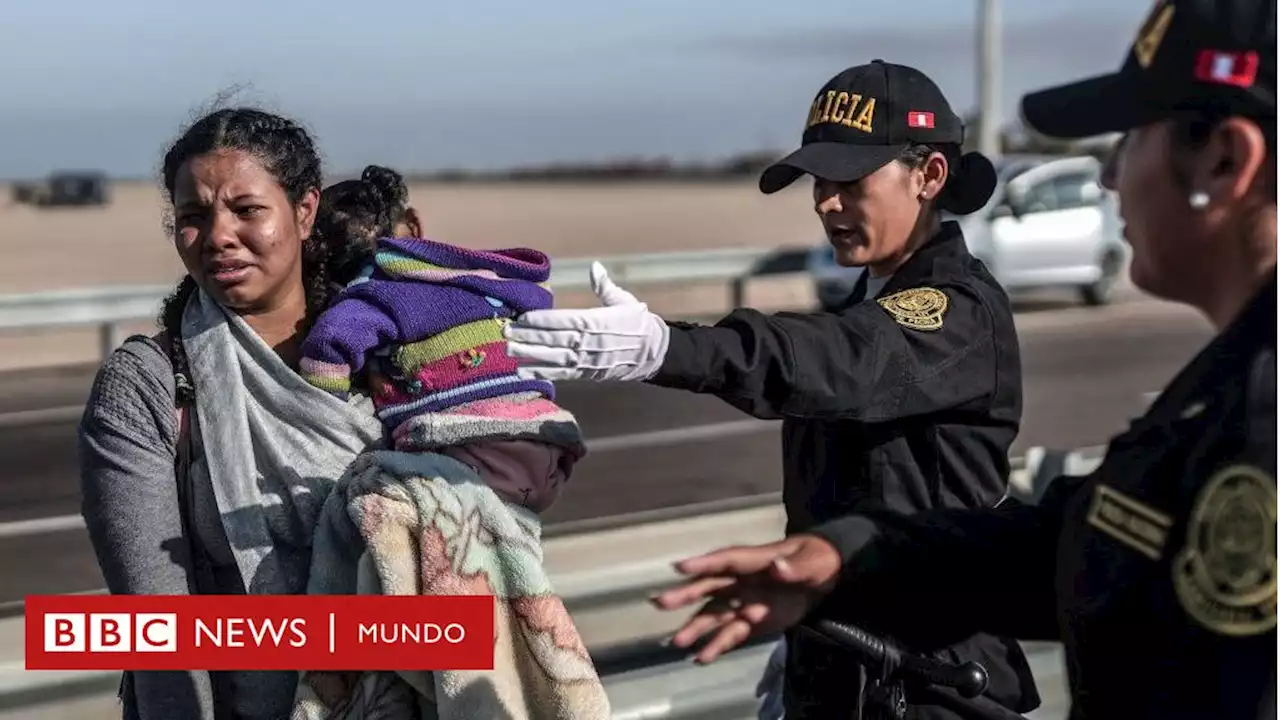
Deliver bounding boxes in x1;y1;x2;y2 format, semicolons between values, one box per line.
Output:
0;0;1151;179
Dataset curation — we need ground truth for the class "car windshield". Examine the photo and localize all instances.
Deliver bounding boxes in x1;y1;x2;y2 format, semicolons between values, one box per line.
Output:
995;158;1041;183
937;156;1048;223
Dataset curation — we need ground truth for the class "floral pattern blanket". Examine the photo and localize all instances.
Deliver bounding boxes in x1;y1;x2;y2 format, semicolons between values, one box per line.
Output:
290;450;610;720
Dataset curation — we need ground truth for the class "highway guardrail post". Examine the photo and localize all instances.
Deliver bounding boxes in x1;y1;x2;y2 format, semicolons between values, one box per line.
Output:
99;322;123;361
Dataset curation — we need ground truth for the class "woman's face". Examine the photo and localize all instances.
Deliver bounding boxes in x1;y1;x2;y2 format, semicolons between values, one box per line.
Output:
171;149;319;313
1102;116;1272;304
1101;123;1193;298
812;155;942;272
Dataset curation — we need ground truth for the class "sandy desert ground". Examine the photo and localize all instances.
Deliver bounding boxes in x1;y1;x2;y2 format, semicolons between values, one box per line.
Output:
0;181;824;369
0;180;824;291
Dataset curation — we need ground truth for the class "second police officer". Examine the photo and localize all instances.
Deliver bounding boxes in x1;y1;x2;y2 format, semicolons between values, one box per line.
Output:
651;0;1277;717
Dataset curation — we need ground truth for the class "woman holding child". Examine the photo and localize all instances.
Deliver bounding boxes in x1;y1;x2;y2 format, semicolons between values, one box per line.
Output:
78;108;602;720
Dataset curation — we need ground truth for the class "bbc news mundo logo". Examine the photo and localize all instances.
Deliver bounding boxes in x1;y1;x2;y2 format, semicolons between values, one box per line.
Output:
45;613;178;652
25;595;494;671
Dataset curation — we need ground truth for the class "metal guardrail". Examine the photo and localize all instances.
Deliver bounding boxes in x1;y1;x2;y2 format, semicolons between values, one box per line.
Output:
0;440;1102;614
0;247;812;362
0;284;177;361
0;446;1103;716
0;497;790;713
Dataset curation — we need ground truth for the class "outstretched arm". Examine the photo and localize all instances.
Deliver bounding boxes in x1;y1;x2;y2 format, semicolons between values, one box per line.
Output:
650;472;1084;663
651;279;999;420
808;475;1083;648
507;262;1003;421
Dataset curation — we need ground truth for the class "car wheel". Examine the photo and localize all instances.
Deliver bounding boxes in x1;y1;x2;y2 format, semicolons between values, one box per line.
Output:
1080;249;1124;306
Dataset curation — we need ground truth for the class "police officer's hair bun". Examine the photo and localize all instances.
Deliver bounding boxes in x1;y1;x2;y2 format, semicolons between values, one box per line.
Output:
938;151;997;215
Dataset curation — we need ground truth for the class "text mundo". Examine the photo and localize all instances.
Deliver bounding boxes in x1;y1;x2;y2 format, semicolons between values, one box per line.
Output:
358;622;467;645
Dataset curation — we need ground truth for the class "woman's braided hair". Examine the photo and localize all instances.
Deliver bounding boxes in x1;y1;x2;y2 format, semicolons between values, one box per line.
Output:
157;108;332;406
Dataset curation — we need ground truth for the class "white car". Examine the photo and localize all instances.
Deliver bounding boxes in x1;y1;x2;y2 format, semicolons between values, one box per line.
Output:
809;154;1129;311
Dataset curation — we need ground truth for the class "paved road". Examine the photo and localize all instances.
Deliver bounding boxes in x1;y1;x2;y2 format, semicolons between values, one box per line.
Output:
2;642;1071;720
0;290;1214;602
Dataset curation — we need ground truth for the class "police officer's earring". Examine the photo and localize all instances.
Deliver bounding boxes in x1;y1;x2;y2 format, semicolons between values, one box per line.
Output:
1188;191;1210;209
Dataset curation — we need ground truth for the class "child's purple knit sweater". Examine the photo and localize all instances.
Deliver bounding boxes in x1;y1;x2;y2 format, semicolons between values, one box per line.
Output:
299;237;556;426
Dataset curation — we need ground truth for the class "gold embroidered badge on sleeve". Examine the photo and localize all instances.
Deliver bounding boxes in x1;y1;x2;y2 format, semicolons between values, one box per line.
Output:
876;287;949;331
1173;464;1278;637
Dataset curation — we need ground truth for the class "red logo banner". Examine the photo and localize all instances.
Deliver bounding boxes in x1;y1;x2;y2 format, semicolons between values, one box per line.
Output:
25;595;495;671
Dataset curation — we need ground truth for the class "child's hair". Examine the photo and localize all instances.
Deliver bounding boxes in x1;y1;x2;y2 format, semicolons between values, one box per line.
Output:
319;165;412;286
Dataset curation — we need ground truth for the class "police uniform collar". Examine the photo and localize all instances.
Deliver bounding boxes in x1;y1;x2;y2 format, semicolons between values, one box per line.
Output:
875;221;968;297
1142;268;1275;424
1232;269;1278;339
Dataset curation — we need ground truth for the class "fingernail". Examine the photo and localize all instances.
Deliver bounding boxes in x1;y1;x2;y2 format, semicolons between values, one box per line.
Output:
658;634;675;647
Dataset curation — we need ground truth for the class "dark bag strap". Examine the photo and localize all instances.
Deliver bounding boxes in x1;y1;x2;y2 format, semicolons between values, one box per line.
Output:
171;353;243;720
118;334;241;719
115;335;216;715
173;402;208;592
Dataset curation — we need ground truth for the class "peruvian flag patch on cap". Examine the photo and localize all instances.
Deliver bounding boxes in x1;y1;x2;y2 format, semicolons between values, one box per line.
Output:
1193;50;1259;88
907;111;935;128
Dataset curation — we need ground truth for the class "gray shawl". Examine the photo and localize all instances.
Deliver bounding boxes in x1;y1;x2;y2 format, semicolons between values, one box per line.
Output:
181;288;385;595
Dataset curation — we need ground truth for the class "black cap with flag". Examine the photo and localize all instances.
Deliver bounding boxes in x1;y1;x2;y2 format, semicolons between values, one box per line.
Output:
759;60;967;194
1021;0;1275;139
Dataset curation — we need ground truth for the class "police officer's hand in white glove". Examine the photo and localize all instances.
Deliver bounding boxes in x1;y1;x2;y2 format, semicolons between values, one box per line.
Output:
503;261;671;382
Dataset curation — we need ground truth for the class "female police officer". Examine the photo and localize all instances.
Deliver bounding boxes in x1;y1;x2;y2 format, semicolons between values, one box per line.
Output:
505;60;1040;718
651;1;1277;717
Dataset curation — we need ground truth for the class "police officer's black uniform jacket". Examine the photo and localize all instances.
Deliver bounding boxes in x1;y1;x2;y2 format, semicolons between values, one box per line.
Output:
649;220;1040;717
811;273;1278;719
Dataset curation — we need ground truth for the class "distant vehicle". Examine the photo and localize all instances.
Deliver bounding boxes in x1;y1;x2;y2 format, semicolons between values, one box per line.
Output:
808;154;1128;311
41;171;110;207
9;183;39;205
10;171;110;208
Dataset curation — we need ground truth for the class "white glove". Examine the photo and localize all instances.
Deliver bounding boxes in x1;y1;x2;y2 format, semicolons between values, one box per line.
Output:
503;262;670;382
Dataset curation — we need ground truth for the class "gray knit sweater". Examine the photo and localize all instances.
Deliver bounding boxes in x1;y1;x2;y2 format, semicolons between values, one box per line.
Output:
77;336;294;720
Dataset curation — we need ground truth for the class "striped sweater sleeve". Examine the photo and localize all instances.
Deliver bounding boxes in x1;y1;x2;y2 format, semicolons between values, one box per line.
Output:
299;296;401;396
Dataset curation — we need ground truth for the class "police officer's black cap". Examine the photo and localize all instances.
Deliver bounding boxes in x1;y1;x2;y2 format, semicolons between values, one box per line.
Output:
760;60;965;194
1021;0;1275;139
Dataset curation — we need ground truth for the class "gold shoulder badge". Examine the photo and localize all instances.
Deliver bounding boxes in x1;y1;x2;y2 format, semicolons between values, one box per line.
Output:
1173;464;1278;637
876;287;949;331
